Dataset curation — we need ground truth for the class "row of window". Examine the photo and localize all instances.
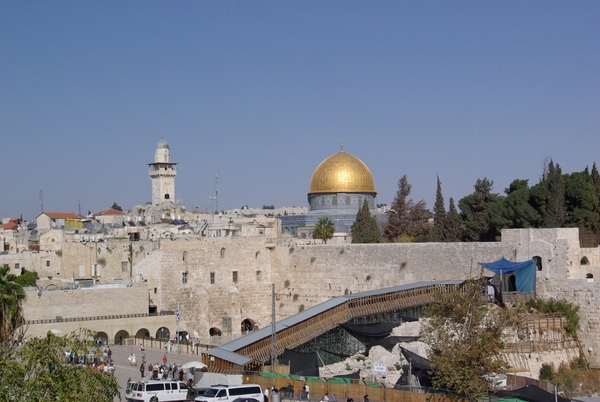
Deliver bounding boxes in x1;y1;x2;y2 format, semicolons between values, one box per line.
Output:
181;249;261;261
182;270;262;284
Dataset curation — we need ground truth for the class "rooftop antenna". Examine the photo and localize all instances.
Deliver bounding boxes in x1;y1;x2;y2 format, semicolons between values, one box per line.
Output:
78;200;82;216
215;166;219;214
39;190;44;213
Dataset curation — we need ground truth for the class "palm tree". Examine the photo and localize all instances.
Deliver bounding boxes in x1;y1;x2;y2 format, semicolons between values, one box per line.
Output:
313;217;334;244
0;266;26;343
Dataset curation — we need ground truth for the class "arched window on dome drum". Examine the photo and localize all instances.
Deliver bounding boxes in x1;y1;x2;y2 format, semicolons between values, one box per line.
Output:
220;248;225;258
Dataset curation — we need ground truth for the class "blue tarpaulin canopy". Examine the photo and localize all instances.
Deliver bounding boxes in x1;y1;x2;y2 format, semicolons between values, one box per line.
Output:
481;257;536;292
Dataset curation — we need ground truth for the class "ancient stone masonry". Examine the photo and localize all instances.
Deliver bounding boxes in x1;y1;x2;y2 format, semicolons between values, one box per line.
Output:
9;225;600;368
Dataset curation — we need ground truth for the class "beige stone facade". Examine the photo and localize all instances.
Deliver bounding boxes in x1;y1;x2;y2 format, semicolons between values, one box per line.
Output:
6;225;600;369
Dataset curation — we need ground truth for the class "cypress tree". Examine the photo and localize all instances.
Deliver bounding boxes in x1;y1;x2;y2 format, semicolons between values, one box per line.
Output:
445;198;463;242
543;161;566;227
430;176;447;241
352;199;381;243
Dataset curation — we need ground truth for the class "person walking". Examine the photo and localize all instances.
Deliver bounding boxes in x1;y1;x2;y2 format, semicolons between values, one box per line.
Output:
140;363;145;378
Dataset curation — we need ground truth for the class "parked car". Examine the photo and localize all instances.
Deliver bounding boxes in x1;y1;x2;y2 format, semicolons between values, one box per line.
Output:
126;380;190;402
195;384;262;402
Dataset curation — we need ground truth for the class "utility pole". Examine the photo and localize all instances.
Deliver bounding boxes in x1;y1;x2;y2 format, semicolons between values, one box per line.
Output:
215;166;219;215
271;283;277;371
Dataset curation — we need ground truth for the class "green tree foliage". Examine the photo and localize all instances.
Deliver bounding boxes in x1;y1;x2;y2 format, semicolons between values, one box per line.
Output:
430;176;447;242
110;202;123;212
14;269;38;287
543;161;566;228
0;266;26;343
352;199;381;243
459;178;504;241
525;298;580;338
421;279;511;397
445;198;463;242
539;363;554;381
313;217;334;244
501;179;541;228
383;175;430;242
0;329;120;401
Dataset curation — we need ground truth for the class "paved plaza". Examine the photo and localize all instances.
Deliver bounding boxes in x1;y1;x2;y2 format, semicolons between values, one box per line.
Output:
109;343;204;400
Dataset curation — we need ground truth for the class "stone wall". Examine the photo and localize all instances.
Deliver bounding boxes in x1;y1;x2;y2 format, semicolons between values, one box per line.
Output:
22;283;148;321
15;226;600;369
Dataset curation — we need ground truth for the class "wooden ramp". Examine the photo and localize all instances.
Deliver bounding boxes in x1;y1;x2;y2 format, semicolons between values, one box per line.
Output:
201;280;463;373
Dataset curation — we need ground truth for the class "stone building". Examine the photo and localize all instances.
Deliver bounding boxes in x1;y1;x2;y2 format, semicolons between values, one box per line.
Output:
149;138;177;206
7;139;600;371
280;144;384;238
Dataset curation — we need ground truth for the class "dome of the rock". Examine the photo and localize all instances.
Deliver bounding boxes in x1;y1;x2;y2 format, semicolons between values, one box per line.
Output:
308;151;376;195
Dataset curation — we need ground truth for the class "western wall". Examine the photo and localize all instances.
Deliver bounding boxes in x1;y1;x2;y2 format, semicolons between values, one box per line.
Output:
10;221;600;368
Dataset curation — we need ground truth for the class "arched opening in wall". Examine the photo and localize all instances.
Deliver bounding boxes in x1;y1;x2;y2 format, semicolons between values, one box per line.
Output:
136;328;150;339
209;327;222;337
220;248;225;258
183;251;188;262
581;256;590;265
241;318;255;334
114;330;129;345
533;256;543;271
156;327;170;340
96;332;108;344
586;273;593;279
508;275;517;292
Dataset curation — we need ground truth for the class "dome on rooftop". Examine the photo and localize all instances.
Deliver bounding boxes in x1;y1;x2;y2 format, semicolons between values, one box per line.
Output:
308;151;376;194
156;139;170;149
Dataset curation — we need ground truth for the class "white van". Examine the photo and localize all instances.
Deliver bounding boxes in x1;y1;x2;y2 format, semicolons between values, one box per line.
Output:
125;380;189;402
195;384;263;402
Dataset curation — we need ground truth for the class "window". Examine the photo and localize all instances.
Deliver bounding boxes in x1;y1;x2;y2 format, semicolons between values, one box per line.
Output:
220;248;225;258
122;261;128;272
183;251;188;262
46;260;50;267
233;271;238;283
256;270;261;281
182;272;188;284
15;263;20;270
154;287;157;294
210;272;215;284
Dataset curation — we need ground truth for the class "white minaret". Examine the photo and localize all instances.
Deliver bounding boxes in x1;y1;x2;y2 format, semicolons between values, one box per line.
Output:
149;139;177;205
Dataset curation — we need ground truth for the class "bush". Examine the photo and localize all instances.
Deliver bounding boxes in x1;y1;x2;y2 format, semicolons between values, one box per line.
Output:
15;269;38;287
540;363;554;381
526;298;580;338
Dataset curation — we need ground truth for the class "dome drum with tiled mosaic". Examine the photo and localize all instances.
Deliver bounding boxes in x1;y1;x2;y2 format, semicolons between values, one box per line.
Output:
280;148;382;237
307;151;377;212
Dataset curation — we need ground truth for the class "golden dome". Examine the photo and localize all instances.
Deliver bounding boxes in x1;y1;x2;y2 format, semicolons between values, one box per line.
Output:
308;151;376;194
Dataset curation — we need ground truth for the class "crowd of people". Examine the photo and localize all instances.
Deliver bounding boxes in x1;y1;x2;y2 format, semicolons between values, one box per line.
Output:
63;346;115;375
138;358;191;384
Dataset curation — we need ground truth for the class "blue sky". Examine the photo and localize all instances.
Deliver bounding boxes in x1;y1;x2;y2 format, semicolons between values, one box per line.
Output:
1;1;598;221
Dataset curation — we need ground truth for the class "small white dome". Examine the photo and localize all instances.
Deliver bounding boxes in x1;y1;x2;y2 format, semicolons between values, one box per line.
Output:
156;139;170;149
